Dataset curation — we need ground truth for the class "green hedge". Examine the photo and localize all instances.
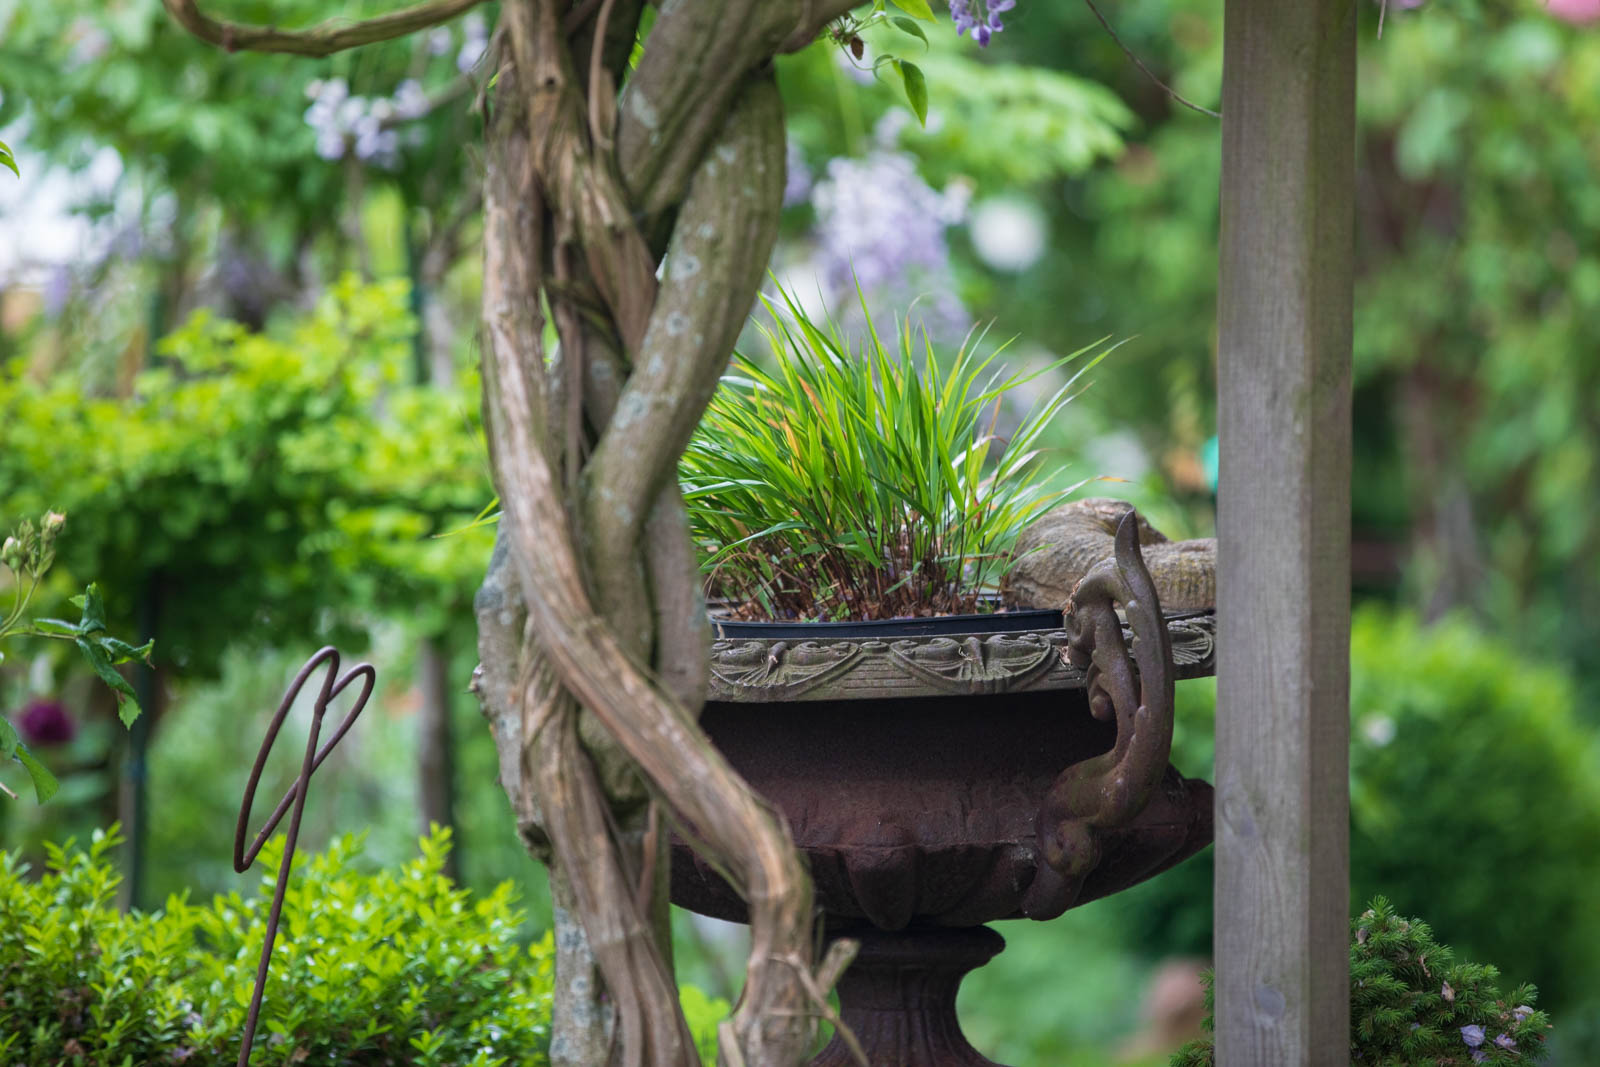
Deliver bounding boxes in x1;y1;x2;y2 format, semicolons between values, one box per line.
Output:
0;827;553;1066
1112;606;1600;1018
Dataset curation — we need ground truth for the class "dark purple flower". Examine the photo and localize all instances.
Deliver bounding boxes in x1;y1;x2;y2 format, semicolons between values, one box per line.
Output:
17;699;76;747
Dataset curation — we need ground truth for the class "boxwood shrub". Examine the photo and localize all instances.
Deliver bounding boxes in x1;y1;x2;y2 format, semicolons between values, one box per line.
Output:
0;827;554;1066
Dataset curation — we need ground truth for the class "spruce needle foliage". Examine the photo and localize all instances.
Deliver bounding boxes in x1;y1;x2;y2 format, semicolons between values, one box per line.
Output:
1171;898;1552;1066
681;289;1110;621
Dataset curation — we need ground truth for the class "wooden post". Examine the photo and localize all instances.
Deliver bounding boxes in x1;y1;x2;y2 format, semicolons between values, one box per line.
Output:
1214;1;1355;1063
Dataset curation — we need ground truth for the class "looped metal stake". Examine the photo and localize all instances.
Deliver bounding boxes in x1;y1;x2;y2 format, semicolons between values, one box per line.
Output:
233;647;376;1067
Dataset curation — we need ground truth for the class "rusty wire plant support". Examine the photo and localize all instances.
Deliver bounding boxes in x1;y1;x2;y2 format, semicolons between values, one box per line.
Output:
233;647;376;1067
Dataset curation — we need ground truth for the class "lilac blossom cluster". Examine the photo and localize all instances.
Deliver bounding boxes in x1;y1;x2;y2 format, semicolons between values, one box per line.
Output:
809;151;969;337
304;77;429;167
948;0;1015;46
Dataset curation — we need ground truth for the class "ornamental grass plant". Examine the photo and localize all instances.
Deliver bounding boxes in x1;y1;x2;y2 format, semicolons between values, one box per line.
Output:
681;289;1110;621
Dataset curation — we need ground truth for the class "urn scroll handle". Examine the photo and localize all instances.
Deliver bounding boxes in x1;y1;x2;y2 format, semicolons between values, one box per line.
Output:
1024;511;1177;917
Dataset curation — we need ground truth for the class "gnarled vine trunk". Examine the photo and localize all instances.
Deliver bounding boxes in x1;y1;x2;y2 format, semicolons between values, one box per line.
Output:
164;1;859;1061
471;3;866;1065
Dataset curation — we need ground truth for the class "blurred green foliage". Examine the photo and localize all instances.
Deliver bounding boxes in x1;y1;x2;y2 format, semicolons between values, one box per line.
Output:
0;825;554;1066
975;0;1600;687
114;638;539;908
0;276;490;675
1347;610;1600;1015
0;0;484;252
1121;607;1600;1022
778;23;1132;183
959;902;1173;1065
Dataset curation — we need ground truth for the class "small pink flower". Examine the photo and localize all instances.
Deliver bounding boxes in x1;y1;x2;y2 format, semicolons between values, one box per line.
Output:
1548;0;1600;23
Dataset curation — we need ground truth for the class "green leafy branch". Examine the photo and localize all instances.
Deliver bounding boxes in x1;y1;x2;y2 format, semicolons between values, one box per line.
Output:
828;0;935;126
1;513;153;803
31;585;154;728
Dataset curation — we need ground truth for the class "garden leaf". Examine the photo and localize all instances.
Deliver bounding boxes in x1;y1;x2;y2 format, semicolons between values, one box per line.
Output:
0;716;18;762
898;61;929;126
75;636;143;726
14;745;59;803
72;583;109;634
95;636;156;664
889;0;935;20
893;17;928;43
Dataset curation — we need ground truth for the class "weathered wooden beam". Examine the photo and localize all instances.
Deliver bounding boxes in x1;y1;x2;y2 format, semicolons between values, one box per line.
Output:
1214;0;1355;1063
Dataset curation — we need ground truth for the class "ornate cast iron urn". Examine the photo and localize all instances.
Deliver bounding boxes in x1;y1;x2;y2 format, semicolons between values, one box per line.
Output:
671;518;1216;1066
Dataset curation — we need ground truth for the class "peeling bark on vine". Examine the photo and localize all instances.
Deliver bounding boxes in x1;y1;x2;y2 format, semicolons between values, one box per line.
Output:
477;2;863;1062
159;0;878;1062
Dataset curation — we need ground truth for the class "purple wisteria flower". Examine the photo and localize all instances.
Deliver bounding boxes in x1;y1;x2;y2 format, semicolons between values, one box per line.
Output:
784;139;813;208
43;265;73;318
808;151;971;337
1461;1024;1486;1048
1494;1032;1516;1050
948;0;1016;46
810;152;966;295
16;699;75;747
304;77;434;168
457;12;489;73
1513;1005;1535;1023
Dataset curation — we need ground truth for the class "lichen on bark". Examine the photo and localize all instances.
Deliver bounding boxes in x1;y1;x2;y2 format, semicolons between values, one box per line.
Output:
165;1;863;1061
475;3;864;1064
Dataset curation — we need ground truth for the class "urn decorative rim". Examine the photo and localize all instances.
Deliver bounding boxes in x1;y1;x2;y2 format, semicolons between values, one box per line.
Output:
706;607;1216;702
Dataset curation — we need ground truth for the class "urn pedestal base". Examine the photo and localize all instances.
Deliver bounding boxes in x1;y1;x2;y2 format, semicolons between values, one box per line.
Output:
677;573;1216;1067
812;926;1005;1067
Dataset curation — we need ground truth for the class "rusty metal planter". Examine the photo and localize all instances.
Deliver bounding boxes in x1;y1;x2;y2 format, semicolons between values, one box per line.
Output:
671;519;1216;1066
